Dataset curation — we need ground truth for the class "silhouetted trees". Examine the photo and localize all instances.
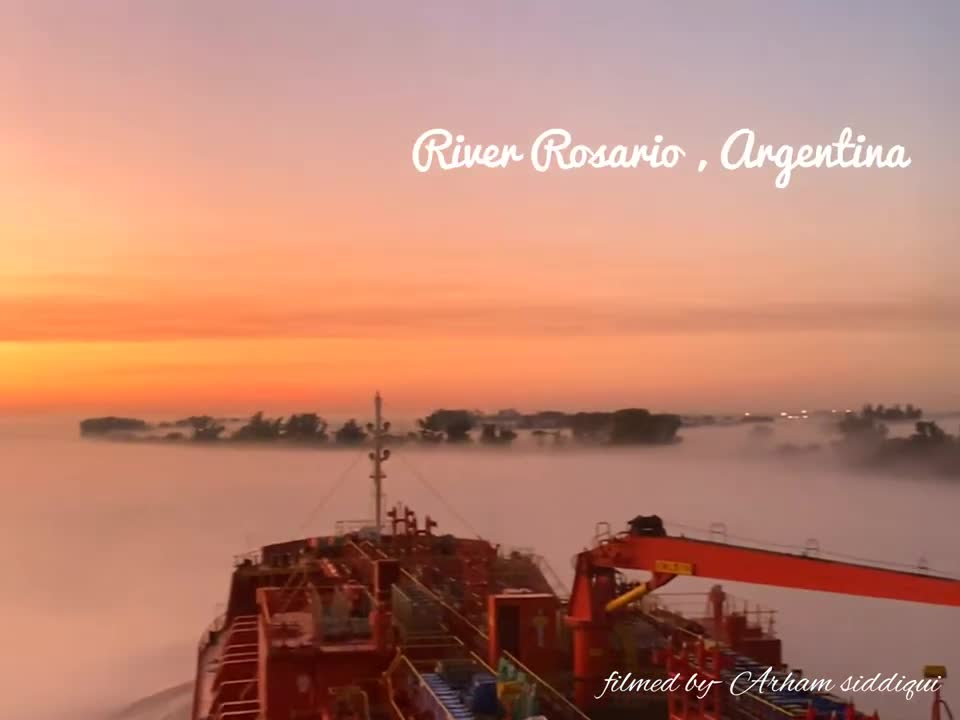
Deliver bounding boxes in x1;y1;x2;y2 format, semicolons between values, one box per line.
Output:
570;410;681;445
531;429;567;447
480;423;518;445
80;404;691;451
189;416;225;442
79;417;150;436
570;412;611;442
833;410;960;477
416;417;445;443
860;403;922;421
335;419;367;445
610;409;682;445
232;412;283;441
418;410;475;443
517;411;567;429
284;413;328;442
911;421;948;444
837;412;889;440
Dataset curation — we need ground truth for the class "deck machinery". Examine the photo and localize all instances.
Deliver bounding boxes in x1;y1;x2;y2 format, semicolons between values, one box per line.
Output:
192;397;958;720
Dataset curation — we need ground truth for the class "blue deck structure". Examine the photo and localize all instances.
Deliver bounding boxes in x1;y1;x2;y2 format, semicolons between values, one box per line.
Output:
421;668;500;720
422;672;475;720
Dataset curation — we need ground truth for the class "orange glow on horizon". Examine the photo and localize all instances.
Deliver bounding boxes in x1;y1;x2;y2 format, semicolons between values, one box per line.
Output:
2;3;958;415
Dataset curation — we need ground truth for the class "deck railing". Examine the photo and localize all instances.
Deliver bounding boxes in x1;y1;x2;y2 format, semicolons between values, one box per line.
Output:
501;650;592;720
387;653;460;720
398;569;489;655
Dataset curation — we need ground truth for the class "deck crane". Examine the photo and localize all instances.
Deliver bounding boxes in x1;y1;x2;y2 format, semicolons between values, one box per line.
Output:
567;517;959;717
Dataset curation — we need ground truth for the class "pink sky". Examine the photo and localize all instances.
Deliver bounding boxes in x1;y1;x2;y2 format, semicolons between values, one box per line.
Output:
1;2;958;415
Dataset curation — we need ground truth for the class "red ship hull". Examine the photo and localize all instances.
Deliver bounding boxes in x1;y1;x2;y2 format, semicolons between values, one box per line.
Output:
192;506;916;720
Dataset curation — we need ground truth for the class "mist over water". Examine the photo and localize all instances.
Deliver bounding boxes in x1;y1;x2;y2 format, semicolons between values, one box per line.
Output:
1;416;957;720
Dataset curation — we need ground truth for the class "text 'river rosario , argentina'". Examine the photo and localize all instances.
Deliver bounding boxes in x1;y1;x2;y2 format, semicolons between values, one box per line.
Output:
411;127;911;188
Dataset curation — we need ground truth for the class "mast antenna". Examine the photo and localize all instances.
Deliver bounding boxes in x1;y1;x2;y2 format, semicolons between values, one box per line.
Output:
367;391;390;537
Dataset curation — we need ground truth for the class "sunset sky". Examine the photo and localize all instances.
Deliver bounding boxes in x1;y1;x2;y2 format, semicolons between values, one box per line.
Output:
2;2;958;416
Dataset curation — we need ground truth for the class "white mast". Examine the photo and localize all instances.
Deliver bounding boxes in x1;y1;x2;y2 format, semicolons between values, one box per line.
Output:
368;391;390;537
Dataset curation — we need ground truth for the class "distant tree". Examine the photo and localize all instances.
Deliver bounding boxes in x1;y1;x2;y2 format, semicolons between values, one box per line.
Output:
79;417;150;436
190;416;225;442
416;417;445;443
524;411;569;429
335;419;367;445
419;410;475;443
480;423;517;445
609;409;681;445
284;413;328;442
445;416;474;443
837;411;888;438
570;412;613;443
912;421;947;444
480;423;497;443
857;404;922;422
568;409;681;445
232;412;283;441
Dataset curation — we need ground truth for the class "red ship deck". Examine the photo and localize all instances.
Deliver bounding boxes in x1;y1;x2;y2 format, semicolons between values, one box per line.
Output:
190;503;956;720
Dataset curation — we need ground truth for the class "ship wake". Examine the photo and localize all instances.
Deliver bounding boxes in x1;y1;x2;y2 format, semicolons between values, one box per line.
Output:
106;682;192;720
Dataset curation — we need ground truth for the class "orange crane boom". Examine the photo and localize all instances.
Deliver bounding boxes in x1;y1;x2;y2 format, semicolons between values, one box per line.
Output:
566;521;960;709
591;534;960;607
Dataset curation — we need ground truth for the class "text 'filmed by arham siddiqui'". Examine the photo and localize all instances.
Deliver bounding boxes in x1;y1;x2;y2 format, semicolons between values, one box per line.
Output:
595;668;944;702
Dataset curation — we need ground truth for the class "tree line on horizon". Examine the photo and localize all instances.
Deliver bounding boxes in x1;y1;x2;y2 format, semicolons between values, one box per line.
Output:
858;403;923;421
79;407;684;446
829;408;959;478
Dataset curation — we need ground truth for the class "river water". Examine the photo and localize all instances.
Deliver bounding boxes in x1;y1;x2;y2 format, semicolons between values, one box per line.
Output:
1;416;956;720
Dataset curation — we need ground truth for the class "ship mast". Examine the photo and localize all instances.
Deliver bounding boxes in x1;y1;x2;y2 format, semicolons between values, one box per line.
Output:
368;391;390;537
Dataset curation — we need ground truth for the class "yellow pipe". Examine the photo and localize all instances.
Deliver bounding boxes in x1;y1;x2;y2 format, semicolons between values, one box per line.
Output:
605;582;651;612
